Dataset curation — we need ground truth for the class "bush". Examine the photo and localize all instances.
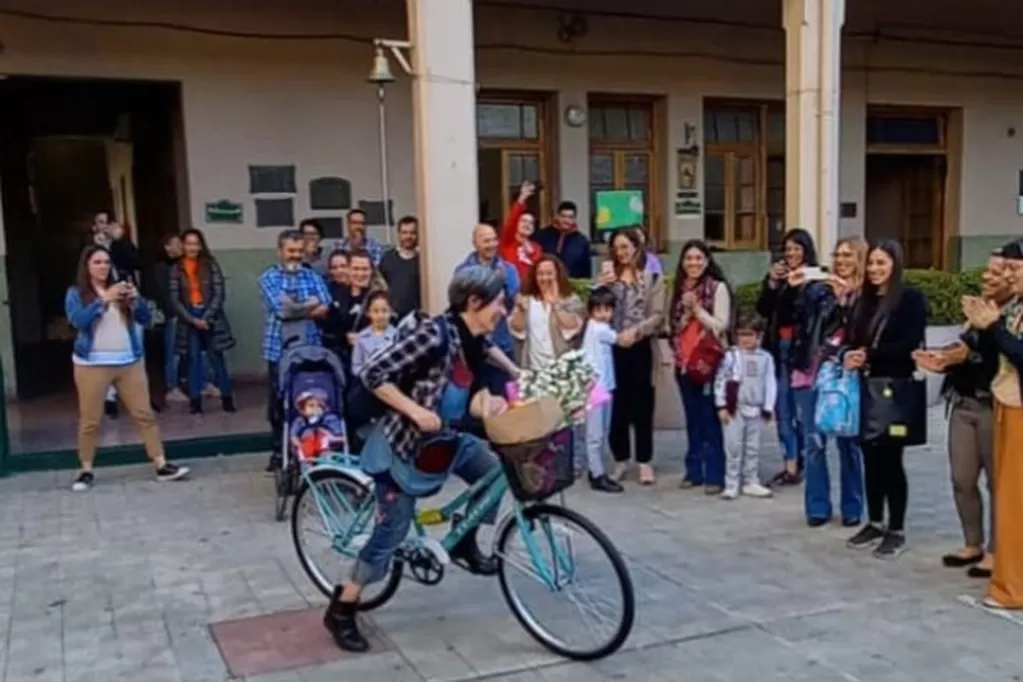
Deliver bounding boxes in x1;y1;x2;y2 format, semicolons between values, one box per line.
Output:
571;269;982;326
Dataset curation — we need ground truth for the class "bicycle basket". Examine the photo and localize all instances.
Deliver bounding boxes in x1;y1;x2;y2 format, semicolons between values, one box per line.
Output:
494;427;574;502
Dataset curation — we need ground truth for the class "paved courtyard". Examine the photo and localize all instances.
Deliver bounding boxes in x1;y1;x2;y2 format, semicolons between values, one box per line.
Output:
1;408;1021;682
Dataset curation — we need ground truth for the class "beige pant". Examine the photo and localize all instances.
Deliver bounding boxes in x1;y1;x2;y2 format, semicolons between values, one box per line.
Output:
74;361;165;470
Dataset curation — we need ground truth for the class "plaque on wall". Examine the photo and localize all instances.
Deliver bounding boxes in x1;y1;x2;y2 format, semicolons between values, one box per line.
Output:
309;177;352;210
358;199;394;226
255;198;295;227
249;165;296;194
318;216;344;238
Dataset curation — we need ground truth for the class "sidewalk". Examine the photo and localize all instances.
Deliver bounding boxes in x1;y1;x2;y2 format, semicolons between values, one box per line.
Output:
0;409;1021;681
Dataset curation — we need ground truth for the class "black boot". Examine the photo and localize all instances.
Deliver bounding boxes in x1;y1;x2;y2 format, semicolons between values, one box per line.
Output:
189;398;203;415
450;527;498;576
221;396;236;413
104;400;119;419
323;587;370;653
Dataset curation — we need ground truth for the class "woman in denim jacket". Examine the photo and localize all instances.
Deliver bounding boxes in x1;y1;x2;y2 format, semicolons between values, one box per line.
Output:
65;246;189;492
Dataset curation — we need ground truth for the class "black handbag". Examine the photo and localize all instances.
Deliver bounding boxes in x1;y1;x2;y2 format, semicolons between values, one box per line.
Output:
859;317;927;446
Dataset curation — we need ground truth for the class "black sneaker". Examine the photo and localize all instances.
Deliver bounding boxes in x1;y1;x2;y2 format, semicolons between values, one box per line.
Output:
846;523;886;550
221;396;237;413
589;474;624;493
873;531;906;559
156;463;190;482
71;471;95;492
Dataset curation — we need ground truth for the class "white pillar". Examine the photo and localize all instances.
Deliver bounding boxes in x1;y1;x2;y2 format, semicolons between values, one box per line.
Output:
407;0;478;313
783;0;844;259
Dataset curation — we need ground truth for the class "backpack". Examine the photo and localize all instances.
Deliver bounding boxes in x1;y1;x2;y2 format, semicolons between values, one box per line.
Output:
813;357;860;438
345;314;451;433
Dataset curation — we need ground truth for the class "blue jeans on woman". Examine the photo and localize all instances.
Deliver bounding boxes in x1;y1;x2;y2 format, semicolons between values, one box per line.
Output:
794;387;865;522
186;306;232;400
677;372;725;487
352;426;499;585
775;339;803;466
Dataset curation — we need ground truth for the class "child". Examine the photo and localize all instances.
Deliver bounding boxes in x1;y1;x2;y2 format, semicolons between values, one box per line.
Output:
713;313;776;500
580;286;625;493
350;291;397;378
290;388;345;460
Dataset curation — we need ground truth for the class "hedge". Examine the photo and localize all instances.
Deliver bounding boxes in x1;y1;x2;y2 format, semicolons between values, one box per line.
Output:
571;268;982;326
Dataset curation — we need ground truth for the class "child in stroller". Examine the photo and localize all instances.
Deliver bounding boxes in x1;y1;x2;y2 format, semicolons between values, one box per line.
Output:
290;388;345;461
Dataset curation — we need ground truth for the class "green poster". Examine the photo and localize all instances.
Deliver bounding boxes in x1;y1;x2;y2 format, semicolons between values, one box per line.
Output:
595;190;644;231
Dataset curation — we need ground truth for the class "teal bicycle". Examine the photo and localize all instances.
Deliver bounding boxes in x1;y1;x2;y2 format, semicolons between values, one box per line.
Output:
291;428;635;661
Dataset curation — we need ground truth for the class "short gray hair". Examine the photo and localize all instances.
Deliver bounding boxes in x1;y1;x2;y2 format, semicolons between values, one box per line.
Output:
448;266;505;312
278;229;304;247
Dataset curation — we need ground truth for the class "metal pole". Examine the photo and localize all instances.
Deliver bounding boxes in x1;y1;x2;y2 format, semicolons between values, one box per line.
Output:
377;84;393;246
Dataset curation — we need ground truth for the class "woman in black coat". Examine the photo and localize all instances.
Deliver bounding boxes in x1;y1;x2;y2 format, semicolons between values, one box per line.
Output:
842;239;926;559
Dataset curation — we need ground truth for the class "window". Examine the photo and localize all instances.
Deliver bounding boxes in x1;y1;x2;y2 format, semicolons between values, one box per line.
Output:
703;101;784;250
476;95;550;224
867;115;943;148
588;98;661;243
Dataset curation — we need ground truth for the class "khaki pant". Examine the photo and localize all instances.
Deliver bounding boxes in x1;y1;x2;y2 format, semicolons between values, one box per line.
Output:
74;361;165;469
947;397;994;551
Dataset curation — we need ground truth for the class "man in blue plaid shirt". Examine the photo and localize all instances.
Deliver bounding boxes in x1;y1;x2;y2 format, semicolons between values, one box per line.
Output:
259;229;331;469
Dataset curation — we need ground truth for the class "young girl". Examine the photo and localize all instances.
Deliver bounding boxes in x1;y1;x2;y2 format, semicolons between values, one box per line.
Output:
350;291;397;378
581;286;626;494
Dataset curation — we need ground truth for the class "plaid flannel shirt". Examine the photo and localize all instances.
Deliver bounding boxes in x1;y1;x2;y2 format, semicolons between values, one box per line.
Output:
360;311;490;463
337;235;386;266
258;264;332;362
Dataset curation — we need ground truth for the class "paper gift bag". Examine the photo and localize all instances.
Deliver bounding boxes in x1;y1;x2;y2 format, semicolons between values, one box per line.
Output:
484;396;565;446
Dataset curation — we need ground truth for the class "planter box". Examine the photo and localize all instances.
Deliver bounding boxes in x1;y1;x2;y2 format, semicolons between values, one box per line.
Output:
925;324;962;406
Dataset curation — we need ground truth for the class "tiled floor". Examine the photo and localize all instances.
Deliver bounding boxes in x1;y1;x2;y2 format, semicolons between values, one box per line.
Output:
6;382;269;453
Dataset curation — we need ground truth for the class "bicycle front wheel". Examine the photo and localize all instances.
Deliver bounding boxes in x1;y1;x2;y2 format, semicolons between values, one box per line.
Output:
291;468;403;611
495;504;635;661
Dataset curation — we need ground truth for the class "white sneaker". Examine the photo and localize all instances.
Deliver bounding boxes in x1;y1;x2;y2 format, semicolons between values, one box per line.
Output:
720;487;739;500
166;388;188;403
203;383;221;399
742;483;773;498
610;462;629;482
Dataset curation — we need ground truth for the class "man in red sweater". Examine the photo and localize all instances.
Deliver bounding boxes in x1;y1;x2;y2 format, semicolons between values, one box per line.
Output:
499;181;541;279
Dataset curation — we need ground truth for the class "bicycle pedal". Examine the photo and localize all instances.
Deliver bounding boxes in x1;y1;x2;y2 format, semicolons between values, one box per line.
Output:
416;508;446;526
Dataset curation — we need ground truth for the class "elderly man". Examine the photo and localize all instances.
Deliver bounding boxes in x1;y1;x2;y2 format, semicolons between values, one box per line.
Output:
454;223;520;395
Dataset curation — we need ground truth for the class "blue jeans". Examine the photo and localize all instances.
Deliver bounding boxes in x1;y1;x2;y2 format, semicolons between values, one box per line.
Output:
677;372;725;487
351;427;500;586
186;306;232;400
164;317;180;390
795;387;864;522
775;340;803;465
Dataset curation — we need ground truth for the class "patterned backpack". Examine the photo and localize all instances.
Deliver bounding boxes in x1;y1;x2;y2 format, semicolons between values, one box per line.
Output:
813;357;860;438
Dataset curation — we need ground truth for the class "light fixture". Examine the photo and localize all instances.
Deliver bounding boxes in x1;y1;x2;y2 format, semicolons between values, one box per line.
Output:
367;38;415;245
564;105;587;128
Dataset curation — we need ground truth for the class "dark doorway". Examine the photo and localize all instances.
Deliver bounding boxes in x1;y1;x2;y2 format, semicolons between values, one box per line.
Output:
865;154;946;270
0;76;185;399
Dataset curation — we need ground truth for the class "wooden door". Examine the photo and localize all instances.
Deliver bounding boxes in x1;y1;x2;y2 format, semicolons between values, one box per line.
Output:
902;156;944;269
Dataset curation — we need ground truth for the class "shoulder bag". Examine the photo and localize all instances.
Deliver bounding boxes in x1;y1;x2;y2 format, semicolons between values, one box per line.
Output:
675;278;724;385
860;317;927;446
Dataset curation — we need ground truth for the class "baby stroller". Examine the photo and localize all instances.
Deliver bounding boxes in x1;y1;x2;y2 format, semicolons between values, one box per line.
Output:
273;341;350;521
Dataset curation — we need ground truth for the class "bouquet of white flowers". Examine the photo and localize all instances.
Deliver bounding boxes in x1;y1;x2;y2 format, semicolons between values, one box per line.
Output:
515;350;596;425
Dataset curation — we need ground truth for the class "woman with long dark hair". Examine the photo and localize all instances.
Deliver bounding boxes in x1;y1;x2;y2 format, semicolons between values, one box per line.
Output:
168;228;236;414
669;239;733;493
843;239;926;559
757;227;819;486
508;254;584;372
65;245;189;491
596;229;666;486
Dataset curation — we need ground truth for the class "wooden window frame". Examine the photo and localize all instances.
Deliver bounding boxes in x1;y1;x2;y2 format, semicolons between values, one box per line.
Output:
704;100;781;251
477;91;556;222
587;94;665;249
865;106;947;155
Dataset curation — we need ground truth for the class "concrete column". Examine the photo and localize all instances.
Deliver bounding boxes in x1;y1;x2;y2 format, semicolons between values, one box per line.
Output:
407;0;478;313
783;0;845;258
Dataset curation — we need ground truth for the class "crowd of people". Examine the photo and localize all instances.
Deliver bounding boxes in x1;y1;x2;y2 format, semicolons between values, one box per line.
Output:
63;183;1023;619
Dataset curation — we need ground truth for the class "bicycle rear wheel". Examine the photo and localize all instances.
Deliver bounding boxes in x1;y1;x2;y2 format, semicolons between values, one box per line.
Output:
495;504;634;661
291;468;403;611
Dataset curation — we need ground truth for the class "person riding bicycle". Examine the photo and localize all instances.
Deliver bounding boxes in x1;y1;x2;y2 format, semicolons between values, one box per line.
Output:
324;266;519;653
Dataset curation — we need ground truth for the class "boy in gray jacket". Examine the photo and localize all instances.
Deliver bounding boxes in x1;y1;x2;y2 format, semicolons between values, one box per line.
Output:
714;313;777;499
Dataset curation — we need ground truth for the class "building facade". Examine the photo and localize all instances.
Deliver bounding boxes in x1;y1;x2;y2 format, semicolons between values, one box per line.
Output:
1;0;1022;398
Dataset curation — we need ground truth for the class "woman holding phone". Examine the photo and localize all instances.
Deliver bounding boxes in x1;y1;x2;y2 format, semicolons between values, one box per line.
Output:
596;229;665;485
65;245;189;491
756;227;819;486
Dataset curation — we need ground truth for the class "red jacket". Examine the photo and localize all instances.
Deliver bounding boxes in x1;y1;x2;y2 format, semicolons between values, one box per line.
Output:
499;201;540;280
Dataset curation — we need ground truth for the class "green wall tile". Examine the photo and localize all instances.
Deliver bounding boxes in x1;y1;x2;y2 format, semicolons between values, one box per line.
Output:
215;248;279;377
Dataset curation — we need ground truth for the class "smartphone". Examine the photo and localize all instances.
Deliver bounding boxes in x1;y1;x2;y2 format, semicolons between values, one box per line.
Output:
533;181;545;192
600;261;614;278
803;265;830;282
